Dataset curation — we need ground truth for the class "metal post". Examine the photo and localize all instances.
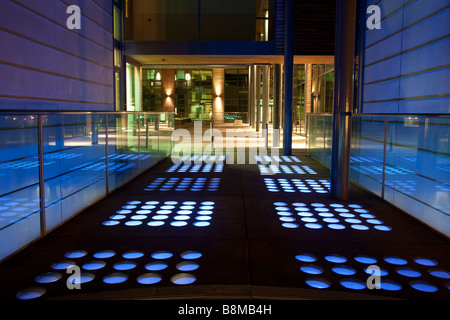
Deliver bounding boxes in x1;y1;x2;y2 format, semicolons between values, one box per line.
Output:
37;115;46;235
255;66;261;132
330;0;357;200
252;65;258;129
262;65;269;130
146;116;149;149
381;116;388;198
283;0;294;155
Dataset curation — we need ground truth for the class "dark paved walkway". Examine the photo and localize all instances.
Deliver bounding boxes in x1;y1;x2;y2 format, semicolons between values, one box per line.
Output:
0;144;449;300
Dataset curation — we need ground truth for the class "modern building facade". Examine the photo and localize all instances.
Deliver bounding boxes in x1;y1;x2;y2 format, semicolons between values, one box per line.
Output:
0;0;448;278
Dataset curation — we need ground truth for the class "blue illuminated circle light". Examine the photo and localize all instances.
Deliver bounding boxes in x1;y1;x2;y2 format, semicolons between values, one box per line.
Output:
274;202;391;231
16;249;204;299
264;178;329;193
258;164;317;175
145;177;221;192
166;163;223;173
295;253;448;294
102;200;216;228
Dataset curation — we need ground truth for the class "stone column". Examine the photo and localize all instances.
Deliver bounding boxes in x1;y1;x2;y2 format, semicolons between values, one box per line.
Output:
212;68;225;123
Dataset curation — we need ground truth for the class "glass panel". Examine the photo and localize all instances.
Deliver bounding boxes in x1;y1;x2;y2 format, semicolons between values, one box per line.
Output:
323;114;333;167
308;113;449;236
107;114;140;192
158;113;175;158
139;113;160;171
350;115;386;197
385;116;450;215
0;114;41;261
0;111;174;261
43;114;107;231
307;114;328;164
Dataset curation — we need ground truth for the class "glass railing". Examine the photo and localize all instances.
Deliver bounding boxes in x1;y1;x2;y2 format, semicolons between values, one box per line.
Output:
306;114;333;167
0;111;174;262
307;113;450;237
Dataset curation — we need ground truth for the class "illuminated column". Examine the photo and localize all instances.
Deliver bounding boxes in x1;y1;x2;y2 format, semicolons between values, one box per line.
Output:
212;69;225;123
162;69;175;112
305;64;312;115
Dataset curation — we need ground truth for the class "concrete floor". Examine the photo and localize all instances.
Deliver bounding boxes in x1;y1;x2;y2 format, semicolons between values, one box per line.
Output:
0;123;449;301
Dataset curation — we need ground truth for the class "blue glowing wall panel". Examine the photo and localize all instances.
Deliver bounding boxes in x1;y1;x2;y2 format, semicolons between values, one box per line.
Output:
0;0;114;111
361;0;450;114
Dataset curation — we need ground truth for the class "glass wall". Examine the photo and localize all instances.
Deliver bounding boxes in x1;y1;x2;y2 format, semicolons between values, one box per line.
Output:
294;64;334;135
293;65;306;134
142;69;163;112
224;69;249;123
308;113;450;237
306;114;333;167
311;64;334;114
188;70;213;120
43;114;108;231
0;111;174;262
0;115;40;262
